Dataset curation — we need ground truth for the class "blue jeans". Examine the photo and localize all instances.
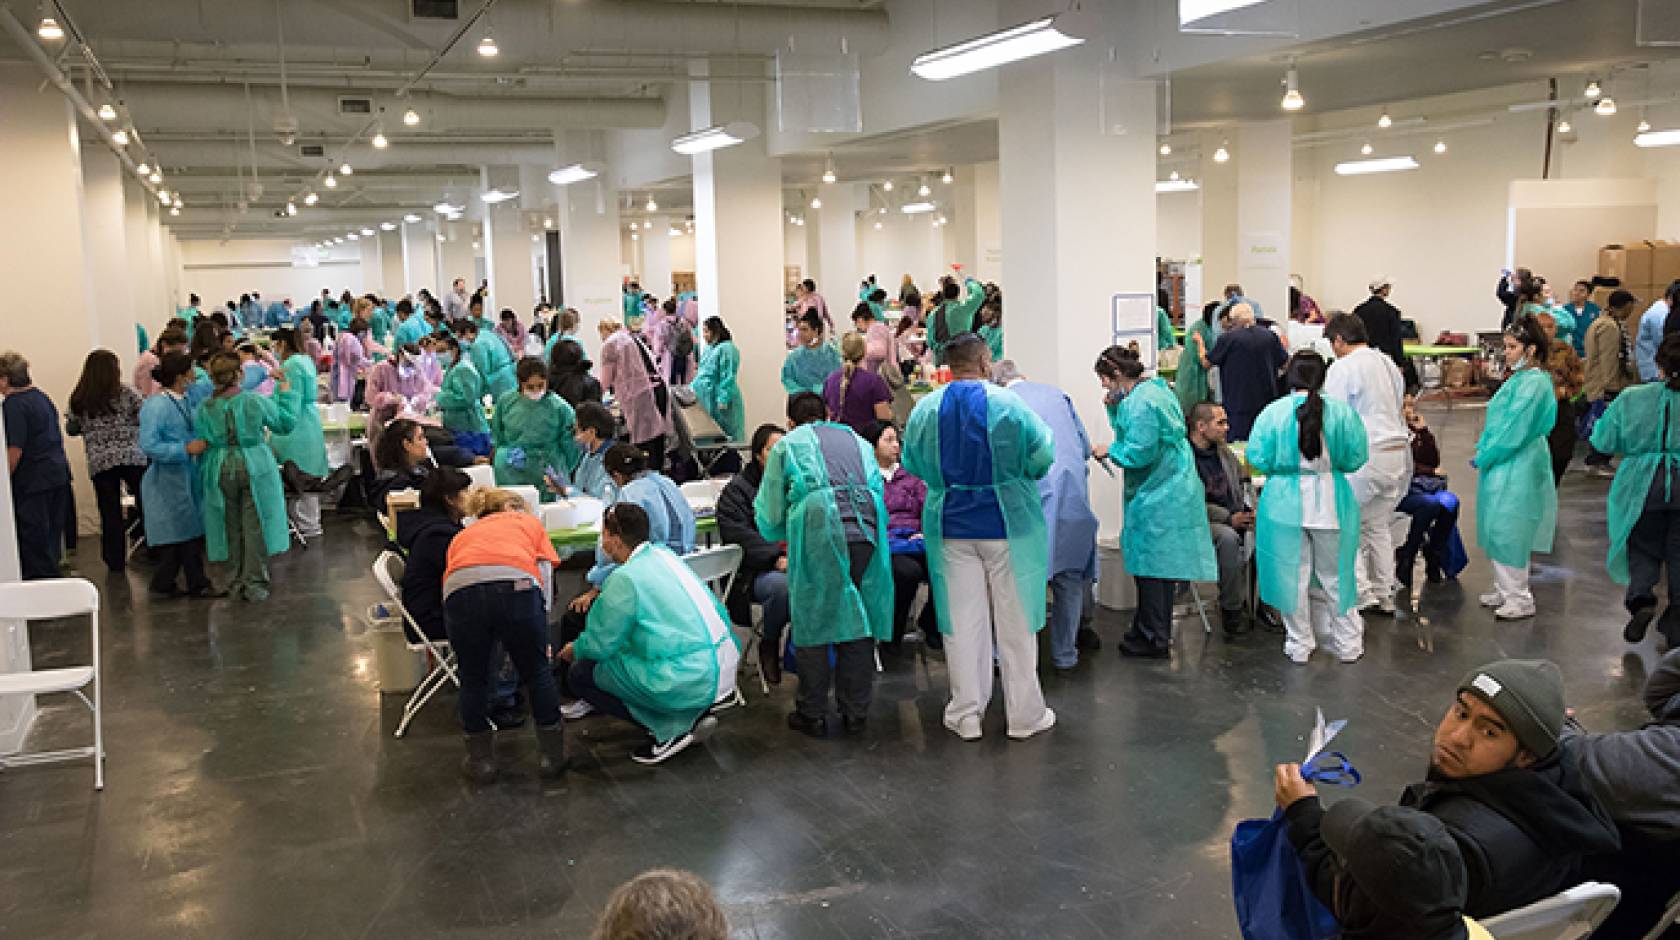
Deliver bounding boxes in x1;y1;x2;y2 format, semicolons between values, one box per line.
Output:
1396;490;1459;577
753;571;790;664
1049;569;1093;668
444;581;562;733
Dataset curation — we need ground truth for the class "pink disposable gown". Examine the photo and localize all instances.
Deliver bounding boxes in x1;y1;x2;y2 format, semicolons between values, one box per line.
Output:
331;332;367;402
365;358;435;412
598;330;671;446
863;320;894;374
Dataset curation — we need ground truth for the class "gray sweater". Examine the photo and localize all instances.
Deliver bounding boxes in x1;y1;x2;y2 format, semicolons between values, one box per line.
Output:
1562;649;1680;840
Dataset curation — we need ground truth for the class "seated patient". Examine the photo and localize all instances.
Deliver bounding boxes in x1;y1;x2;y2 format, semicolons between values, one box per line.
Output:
560;503;740;766
1187;401;1256;637
1275;658;1620;919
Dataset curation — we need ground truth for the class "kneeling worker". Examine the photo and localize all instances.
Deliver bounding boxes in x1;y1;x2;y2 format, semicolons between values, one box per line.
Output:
560;503;741;766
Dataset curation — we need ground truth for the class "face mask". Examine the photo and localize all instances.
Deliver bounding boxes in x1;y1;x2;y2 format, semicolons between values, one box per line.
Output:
437;351;453;367
523;389;545;402
397;364;416;381
240;362;267;391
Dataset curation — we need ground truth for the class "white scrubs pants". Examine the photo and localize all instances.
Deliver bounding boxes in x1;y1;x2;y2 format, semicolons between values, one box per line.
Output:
288;493;322;538
1352;446;1411;604
1282;528;1365;663
940;539;1049;735
1491;561;1533;608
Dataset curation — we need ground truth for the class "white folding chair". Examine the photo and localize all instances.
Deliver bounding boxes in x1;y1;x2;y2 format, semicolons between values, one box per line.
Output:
1482;882;1621;940
683;544;747;706
0;578;104;790
1642;890;1680;940
372;551;462;738
120;494;145;559
463;463;497;490
679;479;728;503
1185;583;1215;635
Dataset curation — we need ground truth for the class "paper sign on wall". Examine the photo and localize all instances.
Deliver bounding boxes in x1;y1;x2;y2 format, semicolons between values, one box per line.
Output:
1242;230;1283;269
1111;292;1159;374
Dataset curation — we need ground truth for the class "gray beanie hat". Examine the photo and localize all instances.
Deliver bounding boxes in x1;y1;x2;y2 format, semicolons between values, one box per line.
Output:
1458;659;1566;759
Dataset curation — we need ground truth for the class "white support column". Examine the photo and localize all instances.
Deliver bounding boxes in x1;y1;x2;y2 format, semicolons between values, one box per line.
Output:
377;229;404;295
80;147;135;360
357;237;381;294
641;214;674;299
480;165;536;318
438;221;476;298
124;175;165;330
1235;119;1293;322
555;136;623;359
998;27;1155;540
1198;128;1239;306
687;61;786;434
402;218;440;296
817;183;861;300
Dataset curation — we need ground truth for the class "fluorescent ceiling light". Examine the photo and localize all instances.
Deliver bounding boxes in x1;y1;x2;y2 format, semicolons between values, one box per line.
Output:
379;222;396;231
433;201;464;214
360;227;375;236
402;213;421;223
1179;0;1267;27
1635;129;1680;148
480;188;518;204
1156;179;1200;193
900;201;937;214
1334;155;1420;176
671;121;761;155
347;232;360;240
910;16;1084;82
547;163;599;186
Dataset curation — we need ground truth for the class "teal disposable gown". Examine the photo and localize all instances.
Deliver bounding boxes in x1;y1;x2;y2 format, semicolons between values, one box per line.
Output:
195;388;299;560
136;323;149;356
903;381;1056;634
1474;367;1558;567
754;422;893;645
393;314;428;349
370;305;393;347
781;343;841;395
490;389;578;498
1590;382;1680;583
929;278;986;366
691;340;744;440
470;330;517;398
1176;319;1214;420
576;542;742;742
266;353;328;476
138;392;203;547
434;358;490;435
978;323;1004;360
1156;307;1178;350
1105;377;1218;583
1246;392;1369;614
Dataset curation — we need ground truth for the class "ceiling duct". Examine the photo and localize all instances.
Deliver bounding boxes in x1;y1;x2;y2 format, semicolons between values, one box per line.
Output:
337;96;374;115
411;0;460;20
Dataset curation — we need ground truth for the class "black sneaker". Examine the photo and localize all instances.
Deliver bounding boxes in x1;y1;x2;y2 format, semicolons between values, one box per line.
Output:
1075;627;1102;652
1221;609;1252;637
923;630;943;651
786;711;828;738
1118;635;1170;659
631;732;695;765
1626;606;1656;643
842;715;867;736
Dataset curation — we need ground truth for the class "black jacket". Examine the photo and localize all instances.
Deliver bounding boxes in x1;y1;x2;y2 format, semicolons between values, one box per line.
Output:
548;340;604;408
1354;296;1407;370
394;508;459;642
1398;751;1621;918
716;462;783;625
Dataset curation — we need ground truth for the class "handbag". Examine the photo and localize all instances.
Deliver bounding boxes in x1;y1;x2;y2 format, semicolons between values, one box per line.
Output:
1230;752;1361;940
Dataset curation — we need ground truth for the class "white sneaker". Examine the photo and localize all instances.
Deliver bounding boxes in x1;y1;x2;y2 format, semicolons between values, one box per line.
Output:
691;713;719;743
1008;708;1057;741
631;731;694;765
560;699;595;721
1494;600;1537;620
1287;648;1312;665
1478;592;1505;608
943;714;982;741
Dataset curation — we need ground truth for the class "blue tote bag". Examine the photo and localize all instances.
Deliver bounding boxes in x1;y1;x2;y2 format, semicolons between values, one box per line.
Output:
1230;753;1360;940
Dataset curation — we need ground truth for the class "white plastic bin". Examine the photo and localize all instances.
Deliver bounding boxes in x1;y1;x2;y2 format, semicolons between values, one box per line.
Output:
367;603;424;693
1096;536;1136;611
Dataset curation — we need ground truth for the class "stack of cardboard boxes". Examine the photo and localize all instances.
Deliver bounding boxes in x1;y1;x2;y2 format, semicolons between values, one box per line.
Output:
1600;241;1680;307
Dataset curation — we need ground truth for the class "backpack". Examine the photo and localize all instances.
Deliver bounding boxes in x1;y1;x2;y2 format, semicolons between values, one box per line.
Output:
672;322;695;360
931;303;951;347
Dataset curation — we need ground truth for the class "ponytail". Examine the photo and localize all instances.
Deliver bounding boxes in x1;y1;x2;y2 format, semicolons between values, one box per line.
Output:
1297;389;1325;460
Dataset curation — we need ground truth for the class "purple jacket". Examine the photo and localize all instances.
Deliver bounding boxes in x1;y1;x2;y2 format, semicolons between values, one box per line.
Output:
881;464;927;533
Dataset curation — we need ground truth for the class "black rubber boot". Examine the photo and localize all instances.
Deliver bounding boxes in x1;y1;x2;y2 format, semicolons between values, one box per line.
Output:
536;724;569;779
461;731;498;785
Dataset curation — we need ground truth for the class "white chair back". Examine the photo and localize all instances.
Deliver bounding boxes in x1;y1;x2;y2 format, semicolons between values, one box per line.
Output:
373;549;405;600
0;577;103;789
1640;890;1680;940
0;578;99;619
683;543;742;603
463;463;497;490
1482;882;1621;940
680;479;727;502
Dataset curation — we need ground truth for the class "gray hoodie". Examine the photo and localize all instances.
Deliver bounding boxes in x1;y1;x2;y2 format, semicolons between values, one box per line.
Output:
1562;649;1680;840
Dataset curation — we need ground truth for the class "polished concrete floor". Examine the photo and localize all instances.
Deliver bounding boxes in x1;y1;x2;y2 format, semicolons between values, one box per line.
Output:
0;403;1668;939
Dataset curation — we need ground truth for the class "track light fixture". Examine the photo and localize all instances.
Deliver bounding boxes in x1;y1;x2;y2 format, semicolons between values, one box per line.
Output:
97;103;117;122
403;108;420;127
1280;65;1304;112
37;16;63;40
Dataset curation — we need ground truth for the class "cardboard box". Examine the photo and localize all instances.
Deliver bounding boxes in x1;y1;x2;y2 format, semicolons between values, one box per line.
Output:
1600;244;1653;285
1628;284;1665;306
1652;241;1680;287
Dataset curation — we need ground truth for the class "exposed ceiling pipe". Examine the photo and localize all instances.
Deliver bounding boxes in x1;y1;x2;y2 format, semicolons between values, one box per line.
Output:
136;138;561;171
91;59;775;89
0;6;160;200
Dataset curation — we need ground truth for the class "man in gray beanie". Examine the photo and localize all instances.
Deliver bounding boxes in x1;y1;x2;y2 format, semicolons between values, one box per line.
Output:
1275;658;1620;921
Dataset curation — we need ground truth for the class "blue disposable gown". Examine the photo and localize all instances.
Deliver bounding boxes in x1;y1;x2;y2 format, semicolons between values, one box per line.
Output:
195;388;299;560
569;441;614;499
1246;392;1369;614
435;358;490;435
1590;382;1680;583
491;390;578;499
1474;367;1558;567
393;314;429;349
577;542;741;742
755;421;893;645
470;330;517;398
781;343;841;395
138;392;204;547
267;354;329;476
691;340;744;440
588;471;696;586
903;381;1055;634
1010;380;1099;579
1105;377;1218;583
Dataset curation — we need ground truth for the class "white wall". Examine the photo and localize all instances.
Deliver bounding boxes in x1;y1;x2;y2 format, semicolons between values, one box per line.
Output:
178;239;366;312
857;211;948;300
1157;189;1202;262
